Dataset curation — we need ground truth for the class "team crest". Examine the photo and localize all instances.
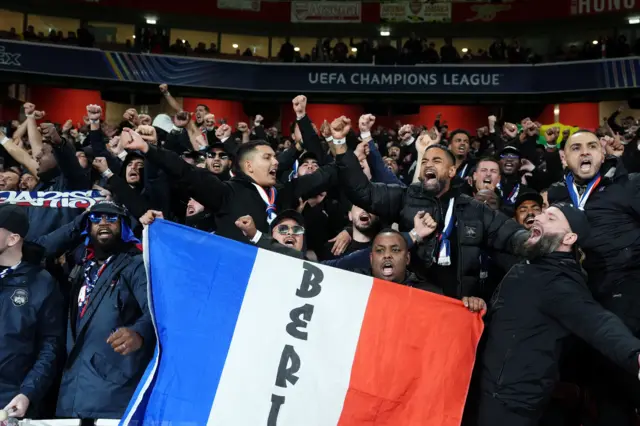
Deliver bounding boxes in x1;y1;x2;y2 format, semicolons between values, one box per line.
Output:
11;289;28;306
465;226;477;238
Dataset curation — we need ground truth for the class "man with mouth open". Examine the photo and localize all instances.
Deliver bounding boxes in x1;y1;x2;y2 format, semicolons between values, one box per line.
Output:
474;202;640;426
335;141;528;299
548;130;640;424
496;146;526;215
513;191;543;231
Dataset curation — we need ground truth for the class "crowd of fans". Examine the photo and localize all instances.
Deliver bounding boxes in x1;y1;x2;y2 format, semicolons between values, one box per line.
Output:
1;82;640;425
1;24;636;65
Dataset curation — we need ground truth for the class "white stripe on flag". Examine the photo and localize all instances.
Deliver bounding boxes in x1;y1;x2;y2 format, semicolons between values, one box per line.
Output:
207;249;374;426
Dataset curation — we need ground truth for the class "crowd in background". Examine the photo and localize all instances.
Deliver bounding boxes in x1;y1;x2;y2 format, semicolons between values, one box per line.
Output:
1;24;636;65
1;82;640;425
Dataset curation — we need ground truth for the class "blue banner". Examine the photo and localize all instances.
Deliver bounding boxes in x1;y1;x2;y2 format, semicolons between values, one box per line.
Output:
1;40;639;94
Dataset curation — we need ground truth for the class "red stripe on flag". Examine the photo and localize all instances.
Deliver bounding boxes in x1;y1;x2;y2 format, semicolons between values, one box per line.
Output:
338;279;484;426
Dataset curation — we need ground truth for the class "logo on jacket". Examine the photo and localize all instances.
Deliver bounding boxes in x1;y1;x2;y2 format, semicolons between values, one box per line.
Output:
464;226;477;238
10;289;28;306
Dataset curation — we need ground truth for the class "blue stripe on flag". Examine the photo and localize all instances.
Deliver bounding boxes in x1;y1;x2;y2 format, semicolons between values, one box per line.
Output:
121;220;258;425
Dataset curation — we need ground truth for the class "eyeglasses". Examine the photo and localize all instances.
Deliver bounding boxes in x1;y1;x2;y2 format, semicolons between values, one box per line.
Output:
207;152;228;160
88;213;119;223
275;224;305;235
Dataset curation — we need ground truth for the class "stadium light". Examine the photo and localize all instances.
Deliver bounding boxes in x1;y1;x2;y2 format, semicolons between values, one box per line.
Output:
132;35;136;39
294;47;300;52
145;17;157;25
232;43;239;49
629;17;640;24
351;47;357;52
592;40;598;45
461;48;469;53
380;30;390;37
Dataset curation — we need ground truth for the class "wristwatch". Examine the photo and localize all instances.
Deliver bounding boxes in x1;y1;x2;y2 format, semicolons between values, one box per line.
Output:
409;229;422;244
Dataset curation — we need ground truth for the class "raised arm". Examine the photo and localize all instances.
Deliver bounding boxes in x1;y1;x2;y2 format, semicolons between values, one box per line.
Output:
159;84;182;113
0;132;39;176
23;103;44;160
121;128;231;213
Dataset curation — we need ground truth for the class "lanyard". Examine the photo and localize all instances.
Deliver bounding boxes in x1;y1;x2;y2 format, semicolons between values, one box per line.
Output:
78;255;114;318
251;183;277;224
457;163;468;178
436;198;455;266
0;262;21;280
566;172;601;211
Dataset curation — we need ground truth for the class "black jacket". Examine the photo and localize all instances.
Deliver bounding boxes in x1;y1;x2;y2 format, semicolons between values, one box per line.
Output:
336;150;527;297
548;158;640;297
479;252;640;414
144;145;337;243
0;262;65;414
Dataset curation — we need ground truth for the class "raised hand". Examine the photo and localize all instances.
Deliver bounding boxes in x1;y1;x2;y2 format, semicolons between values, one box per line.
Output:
40;123;61;145
120;128;149;153
330;116;351;140
174;111;191;128
86;104;102;122
92;157;109;173
292;95;307;117
358;114;376;134
137;125;157;144
235;215;258;240
139;114;152;126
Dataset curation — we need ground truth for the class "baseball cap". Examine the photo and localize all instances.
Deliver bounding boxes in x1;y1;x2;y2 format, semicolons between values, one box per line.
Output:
514;191;543;211
0;205;29;238
270;210;305;233
499;146;521;157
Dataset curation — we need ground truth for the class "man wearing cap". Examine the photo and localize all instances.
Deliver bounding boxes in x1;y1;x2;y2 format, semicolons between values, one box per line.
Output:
0;205;65;419
55;200;154;419
496;145;526;215
205;142;231;179
513;191;543;230
474;203;640;426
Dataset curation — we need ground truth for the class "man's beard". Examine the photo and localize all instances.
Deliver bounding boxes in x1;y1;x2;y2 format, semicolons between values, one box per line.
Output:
515;232;564;260
422;177;447;195
355;217;380;238
91;230;121;253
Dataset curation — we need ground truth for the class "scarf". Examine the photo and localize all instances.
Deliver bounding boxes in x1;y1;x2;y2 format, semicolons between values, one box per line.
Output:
78;254;114;318
565;172;601;211
252;183;277;224
436;198;455;266
0;262;21;280
497;181;520;205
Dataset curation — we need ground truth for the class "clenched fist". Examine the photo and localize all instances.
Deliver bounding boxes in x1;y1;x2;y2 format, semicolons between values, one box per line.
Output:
330;116;351;140
359;114;376;134
86;104;102;122
159;83;169;93
174;111;191;128
137;125;157;144
292;95;307;117
120;128;149;153
235;215;258;240
40;123;61;145
139;114;152;126
92;157;109;173
215;124;232;140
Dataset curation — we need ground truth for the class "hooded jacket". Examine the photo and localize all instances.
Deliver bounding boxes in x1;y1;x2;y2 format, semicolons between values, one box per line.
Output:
548;157;640;297
479;252;640;414
0;261;65;415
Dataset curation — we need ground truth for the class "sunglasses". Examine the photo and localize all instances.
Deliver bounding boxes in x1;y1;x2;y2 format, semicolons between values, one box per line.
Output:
88;213;119;223
275;224;305;235
500;154;520;159
207;152;228;159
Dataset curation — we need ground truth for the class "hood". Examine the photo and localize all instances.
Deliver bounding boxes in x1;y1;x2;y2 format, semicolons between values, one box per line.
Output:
121;151;146;185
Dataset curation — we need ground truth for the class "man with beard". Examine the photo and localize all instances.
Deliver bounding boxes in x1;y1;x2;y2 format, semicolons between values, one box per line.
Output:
449;129;475;179
194;104;210;129
513;191;543;230
548;129;640;425
0;205;64;419
496;146;526;216
55;201;155;419
474;203;640;426
184;198;216;232
319;204;380;260
205;142;231;179
335;137;528;299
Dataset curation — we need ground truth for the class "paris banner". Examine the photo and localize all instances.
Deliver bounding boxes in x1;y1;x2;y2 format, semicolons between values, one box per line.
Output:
121;220;484;425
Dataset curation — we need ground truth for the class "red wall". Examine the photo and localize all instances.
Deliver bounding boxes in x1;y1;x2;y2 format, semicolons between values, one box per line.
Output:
28;87;104;125
183;98;248;125
280;104;492;136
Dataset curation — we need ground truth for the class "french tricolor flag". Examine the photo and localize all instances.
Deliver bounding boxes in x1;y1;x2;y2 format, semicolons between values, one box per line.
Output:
121;220;484;426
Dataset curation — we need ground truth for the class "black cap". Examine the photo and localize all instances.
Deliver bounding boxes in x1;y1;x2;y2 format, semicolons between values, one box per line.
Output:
514;190;543;211
88;200;128;218
270;209;305;233
0;205;29;238
298;151;318;163
207;142;227;153
552;202;590;246
499;146;521;157
181;150;205;161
